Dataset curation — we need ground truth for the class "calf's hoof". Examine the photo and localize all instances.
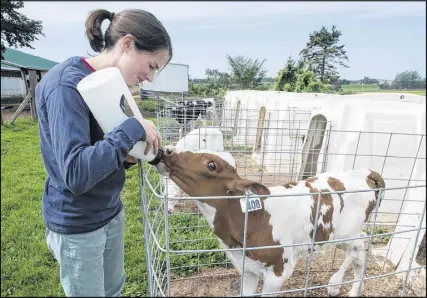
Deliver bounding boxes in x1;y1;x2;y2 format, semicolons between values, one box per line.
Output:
327;286;341;297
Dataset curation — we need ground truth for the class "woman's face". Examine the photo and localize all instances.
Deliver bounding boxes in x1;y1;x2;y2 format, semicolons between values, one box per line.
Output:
117;36;170;86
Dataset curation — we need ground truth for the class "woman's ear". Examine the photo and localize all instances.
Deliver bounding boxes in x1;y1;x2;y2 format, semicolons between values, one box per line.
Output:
121;34;134;53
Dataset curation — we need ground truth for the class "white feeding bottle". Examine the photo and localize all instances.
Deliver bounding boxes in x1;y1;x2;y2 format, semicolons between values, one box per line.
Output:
76;66;162;164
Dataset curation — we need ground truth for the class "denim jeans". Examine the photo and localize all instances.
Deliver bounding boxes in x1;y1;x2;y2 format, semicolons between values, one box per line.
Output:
45;209;125;297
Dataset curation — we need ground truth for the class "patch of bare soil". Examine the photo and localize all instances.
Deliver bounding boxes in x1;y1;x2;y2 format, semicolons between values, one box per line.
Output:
1;106;32;122
170;199;199;214
170;248;420;297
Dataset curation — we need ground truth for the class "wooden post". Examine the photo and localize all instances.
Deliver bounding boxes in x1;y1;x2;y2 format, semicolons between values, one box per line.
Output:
9;93;31;125
29;70;38;121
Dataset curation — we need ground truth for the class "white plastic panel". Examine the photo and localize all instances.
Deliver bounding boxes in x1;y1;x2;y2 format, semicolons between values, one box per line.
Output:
141;63;189;93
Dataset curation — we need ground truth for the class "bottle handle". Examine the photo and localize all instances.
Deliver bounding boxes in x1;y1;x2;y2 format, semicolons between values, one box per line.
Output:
123;87;144;122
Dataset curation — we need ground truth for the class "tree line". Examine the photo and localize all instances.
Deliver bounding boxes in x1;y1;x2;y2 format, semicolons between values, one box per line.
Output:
340;71;426;90
189;25;425;96
189;25;352;96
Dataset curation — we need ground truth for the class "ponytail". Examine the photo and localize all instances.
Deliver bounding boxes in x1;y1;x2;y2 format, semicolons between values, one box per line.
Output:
84;8;172;60
85;9;114;53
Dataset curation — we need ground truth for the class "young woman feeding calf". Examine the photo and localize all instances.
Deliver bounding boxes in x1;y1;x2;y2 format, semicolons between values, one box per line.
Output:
160;147;385;297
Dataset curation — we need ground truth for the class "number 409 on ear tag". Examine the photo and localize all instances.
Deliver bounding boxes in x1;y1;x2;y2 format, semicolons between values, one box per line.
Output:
240;191;263;213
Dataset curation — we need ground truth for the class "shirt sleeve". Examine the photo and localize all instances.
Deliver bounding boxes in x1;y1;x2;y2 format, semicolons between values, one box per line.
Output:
46;84;146;195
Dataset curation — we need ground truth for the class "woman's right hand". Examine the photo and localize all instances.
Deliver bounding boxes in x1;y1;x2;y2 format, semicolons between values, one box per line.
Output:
135;118;161;156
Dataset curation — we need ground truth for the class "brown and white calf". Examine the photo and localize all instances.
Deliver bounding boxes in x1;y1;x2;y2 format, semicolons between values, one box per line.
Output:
160;148;385;297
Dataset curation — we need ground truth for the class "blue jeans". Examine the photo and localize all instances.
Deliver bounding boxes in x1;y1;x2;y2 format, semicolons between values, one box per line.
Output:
45;209;125;297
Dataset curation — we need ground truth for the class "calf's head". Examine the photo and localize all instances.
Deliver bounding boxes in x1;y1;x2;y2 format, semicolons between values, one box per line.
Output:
162;148;270;198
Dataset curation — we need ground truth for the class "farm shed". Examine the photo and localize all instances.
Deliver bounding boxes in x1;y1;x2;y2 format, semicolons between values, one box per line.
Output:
1;48;58;107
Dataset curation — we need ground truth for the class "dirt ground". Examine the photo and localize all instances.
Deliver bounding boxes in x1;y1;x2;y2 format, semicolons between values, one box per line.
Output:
169;248;421;297
1;106;32;122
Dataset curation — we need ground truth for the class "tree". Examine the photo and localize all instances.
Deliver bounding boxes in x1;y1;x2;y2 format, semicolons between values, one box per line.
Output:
273;57;332;93
300;25;349;83
361;76;379;85
379;81;391;90
392;71;424;89
1;0;44;59
205;68;231;90
273;56;298;91
226;55;267;89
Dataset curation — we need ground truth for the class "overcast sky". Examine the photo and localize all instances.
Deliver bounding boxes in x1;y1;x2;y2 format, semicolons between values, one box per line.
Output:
13;1;427;80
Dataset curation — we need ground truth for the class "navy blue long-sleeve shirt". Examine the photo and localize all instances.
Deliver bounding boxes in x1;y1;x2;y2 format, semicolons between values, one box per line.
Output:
36;56;146;234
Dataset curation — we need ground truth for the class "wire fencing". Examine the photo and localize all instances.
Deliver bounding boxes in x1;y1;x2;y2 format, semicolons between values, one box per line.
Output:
139;95;426;297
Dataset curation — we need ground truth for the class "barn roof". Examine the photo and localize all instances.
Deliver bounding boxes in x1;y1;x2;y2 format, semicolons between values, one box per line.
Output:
1;61;21;71
1;48;58;71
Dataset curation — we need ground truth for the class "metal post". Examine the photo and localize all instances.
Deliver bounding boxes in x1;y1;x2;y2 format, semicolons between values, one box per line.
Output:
138;161;153;296
240;191;251;297
303;191;322;297
164;180;172;297
357;188;384;296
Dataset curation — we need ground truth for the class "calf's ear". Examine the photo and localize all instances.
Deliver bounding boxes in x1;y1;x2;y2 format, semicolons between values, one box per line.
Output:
226;179;270;196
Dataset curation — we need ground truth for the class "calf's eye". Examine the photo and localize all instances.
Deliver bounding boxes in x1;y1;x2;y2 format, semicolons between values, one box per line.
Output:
208;161;216;171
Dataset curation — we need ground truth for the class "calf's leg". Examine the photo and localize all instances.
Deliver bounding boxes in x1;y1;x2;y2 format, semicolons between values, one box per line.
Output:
261;263;294;297
347;242;366;297
240;272;260;296
327;249;353;296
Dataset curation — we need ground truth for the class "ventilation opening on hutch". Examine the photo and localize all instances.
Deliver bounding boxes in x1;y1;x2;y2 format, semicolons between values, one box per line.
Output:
137;88;425;297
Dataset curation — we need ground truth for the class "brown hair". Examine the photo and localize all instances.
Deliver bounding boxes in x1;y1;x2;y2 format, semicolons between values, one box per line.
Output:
85;9;172;62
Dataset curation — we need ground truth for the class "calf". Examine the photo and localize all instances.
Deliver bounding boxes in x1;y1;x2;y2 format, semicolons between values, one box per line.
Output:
160;148;385;297
161;127;225;213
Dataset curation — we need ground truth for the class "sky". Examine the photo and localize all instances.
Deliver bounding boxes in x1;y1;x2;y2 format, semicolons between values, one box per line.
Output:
11;1;427;80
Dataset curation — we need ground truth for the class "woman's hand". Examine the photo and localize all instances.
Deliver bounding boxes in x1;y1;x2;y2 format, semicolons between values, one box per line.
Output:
135;118;162;155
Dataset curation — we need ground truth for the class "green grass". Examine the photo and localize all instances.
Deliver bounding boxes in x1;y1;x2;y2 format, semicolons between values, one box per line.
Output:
341;84;426;96
1;117;223;296
379;90;426;96
341;84;382;92
1;118;65;296
362;226;392;245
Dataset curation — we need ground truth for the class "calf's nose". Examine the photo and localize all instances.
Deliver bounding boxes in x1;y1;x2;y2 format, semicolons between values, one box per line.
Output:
163;146;176;158
165;148;174;156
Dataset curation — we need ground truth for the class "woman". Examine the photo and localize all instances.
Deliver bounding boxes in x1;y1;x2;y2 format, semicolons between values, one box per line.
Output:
35;8;172;297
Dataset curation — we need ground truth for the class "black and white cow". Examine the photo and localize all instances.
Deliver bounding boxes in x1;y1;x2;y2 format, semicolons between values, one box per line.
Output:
169;99;215;138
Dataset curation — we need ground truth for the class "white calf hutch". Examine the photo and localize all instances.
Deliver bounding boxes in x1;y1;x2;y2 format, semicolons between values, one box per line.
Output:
138;91;426;297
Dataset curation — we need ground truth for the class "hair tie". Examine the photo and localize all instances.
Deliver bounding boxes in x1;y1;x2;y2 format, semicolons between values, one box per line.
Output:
109;12;115;21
